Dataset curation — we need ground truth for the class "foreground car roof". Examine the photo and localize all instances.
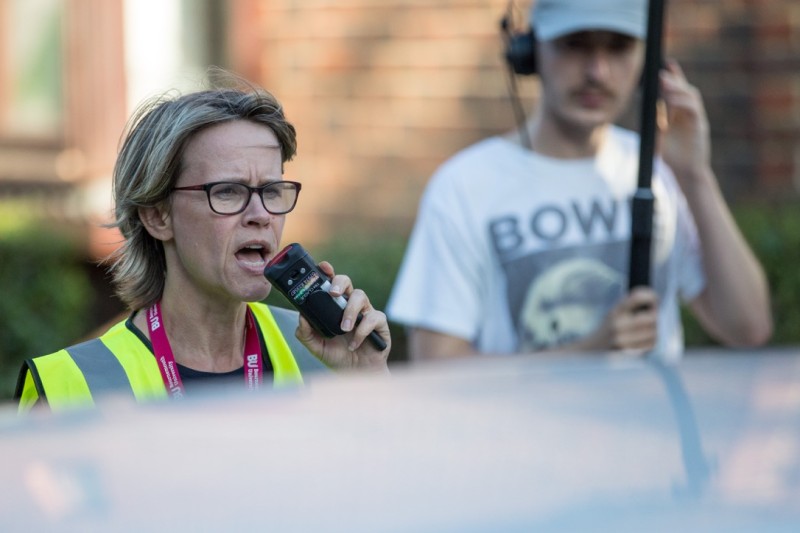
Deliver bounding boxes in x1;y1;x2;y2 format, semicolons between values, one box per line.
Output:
1;348;799;531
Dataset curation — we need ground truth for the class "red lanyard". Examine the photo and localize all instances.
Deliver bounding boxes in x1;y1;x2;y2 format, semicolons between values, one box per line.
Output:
147;301;264;398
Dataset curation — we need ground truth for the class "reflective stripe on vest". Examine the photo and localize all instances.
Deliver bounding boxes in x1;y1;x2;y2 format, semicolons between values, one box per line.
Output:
17;303;324;412
69;337;136;396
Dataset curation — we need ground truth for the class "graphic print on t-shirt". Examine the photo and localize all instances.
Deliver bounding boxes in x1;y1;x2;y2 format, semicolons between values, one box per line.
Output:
505;243;627;350
488;194;668;351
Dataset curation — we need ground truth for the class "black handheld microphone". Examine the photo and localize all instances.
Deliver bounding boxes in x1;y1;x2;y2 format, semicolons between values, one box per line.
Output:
264;243;387;351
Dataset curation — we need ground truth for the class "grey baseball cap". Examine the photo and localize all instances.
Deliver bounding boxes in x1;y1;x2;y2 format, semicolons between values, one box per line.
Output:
531;0;647;41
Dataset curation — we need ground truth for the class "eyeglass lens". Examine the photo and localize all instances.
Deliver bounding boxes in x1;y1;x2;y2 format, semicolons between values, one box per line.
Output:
209;182;298;215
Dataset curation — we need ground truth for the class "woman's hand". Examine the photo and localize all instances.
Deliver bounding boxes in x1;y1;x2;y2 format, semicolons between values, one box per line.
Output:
294;261;391;373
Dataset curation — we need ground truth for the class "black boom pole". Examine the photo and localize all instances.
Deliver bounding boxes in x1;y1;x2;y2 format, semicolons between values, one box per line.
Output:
628;0;666;290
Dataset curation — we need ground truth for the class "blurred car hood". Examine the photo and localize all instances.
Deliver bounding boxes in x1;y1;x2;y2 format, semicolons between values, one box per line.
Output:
1;347;799;532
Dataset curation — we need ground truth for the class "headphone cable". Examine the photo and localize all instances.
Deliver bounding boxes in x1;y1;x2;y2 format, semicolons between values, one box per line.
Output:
503;62;532;151
500;2;532;151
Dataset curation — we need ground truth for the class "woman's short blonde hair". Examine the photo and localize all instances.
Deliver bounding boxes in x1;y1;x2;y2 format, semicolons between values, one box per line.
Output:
108;79;297;310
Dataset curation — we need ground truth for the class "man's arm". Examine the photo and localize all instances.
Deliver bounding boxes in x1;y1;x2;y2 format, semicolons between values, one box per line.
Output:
408;328;478;361
683;169;772;346
660;60;772;346
409;287;661;360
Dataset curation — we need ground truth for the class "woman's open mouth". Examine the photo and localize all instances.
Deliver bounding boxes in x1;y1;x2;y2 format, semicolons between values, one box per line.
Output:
235;243;268;271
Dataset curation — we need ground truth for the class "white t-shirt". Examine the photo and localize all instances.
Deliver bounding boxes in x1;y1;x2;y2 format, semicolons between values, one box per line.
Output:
387;126;706;361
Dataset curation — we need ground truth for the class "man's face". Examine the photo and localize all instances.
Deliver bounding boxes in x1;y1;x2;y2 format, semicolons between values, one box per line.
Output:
537;30;645;132
164;120;287;305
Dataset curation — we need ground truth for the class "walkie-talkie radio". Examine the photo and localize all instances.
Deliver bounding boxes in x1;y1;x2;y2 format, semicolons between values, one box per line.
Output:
264;243;387;351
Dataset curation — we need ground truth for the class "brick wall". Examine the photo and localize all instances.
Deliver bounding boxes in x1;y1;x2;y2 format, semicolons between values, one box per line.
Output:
244;0;800;244
667;0;800;198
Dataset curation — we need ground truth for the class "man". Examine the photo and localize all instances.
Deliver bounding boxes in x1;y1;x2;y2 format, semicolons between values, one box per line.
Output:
387;0;771;361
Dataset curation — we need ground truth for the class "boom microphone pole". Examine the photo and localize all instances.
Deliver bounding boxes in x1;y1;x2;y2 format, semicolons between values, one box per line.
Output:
628;0;666;290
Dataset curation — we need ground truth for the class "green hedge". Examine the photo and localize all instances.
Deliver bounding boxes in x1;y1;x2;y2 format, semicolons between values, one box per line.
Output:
0;225;92;399
682;201;800;347
1;201;797;400
285;202;800;354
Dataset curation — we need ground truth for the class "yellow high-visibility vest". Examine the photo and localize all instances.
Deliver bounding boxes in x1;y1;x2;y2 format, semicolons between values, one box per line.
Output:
15;303;328;413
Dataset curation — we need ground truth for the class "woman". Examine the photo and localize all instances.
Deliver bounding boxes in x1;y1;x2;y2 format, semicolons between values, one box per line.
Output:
16;81;391;412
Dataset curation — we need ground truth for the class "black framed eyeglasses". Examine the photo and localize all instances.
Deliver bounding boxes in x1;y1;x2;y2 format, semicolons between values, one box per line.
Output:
172;180;302;215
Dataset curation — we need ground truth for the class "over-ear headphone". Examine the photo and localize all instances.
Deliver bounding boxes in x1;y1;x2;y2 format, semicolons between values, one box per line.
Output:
501;14;659;84
500;10;538;75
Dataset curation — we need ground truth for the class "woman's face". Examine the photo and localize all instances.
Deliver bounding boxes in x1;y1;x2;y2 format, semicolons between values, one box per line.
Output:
163;119;288;305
